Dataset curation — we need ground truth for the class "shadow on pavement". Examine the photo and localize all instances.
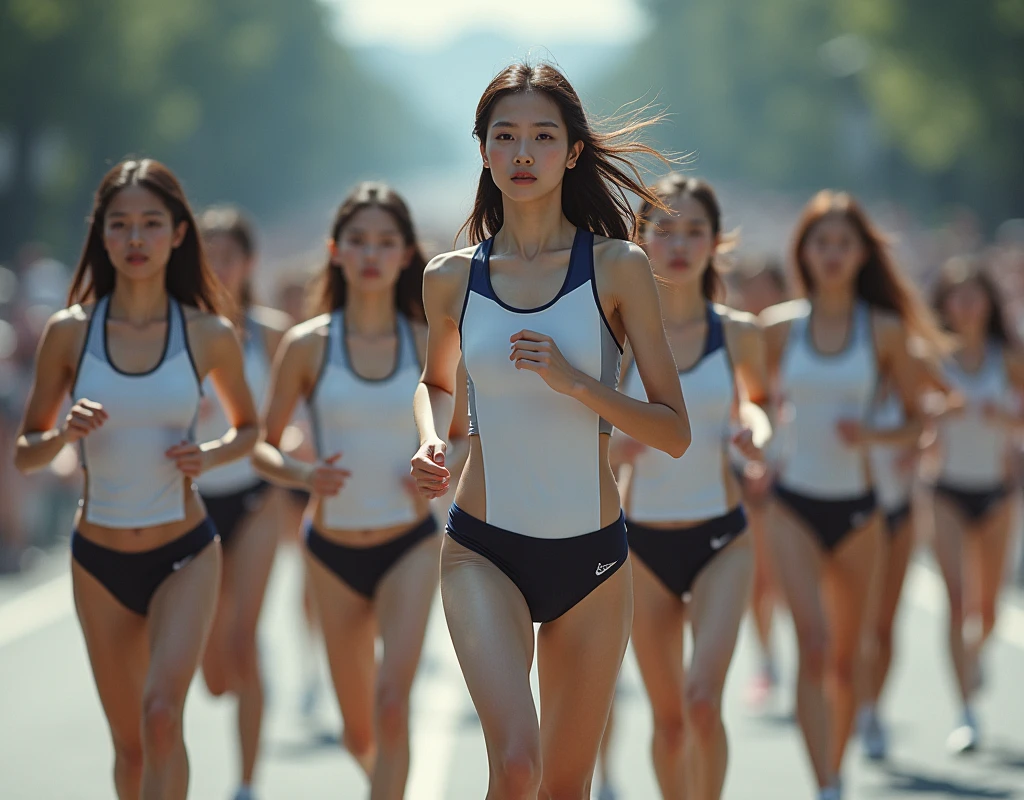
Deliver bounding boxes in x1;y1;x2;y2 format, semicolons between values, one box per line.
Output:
882;764;1016;797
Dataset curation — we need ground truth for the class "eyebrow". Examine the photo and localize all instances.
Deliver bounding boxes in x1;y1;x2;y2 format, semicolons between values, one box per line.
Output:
107;210;167;217
491;120;560;129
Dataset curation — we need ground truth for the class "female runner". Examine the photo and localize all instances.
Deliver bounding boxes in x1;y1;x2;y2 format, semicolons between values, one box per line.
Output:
760;190;944;799
928;257;1024;753
611;176;767;799
194;207;291;800
410;62;690;797
254;182;439;798
15;158;258;799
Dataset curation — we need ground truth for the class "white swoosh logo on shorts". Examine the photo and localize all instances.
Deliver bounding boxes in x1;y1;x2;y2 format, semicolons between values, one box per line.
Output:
710;534;733;551
595;561;617;576
171;555;195;572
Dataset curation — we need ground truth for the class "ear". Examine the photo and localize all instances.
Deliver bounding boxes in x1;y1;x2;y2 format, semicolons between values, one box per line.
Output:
566;141;584;169
327;238;340;265
479;141;489;169
171;220;189;249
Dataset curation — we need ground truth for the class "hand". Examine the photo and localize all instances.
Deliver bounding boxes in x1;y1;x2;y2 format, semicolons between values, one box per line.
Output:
165;441;207;478
509;330;581;395
731;427;763;462
61;399;107;444
411;438;450;499
303;453;351;497
836;418;869;447
609;433;646;466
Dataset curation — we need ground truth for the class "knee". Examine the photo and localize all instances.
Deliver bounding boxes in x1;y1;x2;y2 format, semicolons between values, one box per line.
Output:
797;627;828;682
229;626;261;687
978;602;997;637
685;680;722;744
831;653;856;692
374;682;409;748
651;711;686;754
141;689;183;758
113;738;144;776
342;724;375;763
202;658;230;698
493;744;541;798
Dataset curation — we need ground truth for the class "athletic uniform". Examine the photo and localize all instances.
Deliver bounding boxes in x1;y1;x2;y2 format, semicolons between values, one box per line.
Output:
70;294;215;615
304;311;436;598
447;228;627;623
869;389;913;533
195;313;270;547
933;345;1013;522
620;304;746;597
773;302;878;550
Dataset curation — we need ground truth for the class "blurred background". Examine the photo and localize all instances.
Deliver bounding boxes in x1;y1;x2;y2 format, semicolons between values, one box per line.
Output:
1;3;1023;796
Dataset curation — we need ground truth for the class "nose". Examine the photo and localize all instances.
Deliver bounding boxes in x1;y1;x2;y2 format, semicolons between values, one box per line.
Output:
129;224;144;246
514;141;534;167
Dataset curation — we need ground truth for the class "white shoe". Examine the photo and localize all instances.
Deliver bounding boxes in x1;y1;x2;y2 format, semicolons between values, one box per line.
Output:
596;784;617;800
859;708;887;761
817;786;840;800
232;787;255;800
947;708;980;754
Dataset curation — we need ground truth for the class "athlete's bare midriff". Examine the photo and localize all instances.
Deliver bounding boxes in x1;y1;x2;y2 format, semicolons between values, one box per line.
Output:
308;498;433;547
455;432;622;532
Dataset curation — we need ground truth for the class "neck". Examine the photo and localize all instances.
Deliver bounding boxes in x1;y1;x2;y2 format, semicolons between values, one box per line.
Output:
495;185;574;259
344;289;397;336
811;285;857;317
958;330;988;355
109;276;169;324
659;279;707;326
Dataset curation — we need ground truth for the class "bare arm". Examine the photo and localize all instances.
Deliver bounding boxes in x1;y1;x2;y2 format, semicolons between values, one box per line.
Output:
411;253;470;498
723;309;772;456
510;242;690;457
15;309;96;473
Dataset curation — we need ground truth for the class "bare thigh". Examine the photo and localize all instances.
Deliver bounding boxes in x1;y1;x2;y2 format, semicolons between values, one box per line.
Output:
72;560;149;754
630;554;686;720
537;558;633;791
766;502;826;647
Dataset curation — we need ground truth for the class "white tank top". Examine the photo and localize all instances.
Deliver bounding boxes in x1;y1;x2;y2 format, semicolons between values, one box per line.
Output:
622;305;734;522
777;302;877;497
869;389;912;511
195;314;269;495
72;295;202;528
939;344;1013;487
308;310;421;530
460;229;622;538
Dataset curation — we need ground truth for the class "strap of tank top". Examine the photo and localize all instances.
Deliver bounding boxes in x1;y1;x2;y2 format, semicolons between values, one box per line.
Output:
83;295;110;361
165;297;187;360
396;314;421;371
328;309;345;366
704;304;725;357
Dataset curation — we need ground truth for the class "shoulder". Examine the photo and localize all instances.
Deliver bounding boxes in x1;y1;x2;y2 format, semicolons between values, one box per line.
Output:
282;313;331;350
758;298;808;331
424;247;475;285
248;304;293;334
592;236;649;279
39;305;90;360
716;303;760;336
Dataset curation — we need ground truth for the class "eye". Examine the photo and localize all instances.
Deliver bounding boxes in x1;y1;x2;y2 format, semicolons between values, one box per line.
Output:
536;133;553;140
654;227;671;238
109;221;124;230
496;133;513;141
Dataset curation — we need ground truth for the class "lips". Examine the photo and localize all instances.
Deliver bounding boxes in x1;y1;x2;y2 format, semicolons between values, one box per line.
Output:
360;267;382;279
511;172;537;185
126;254;149;266
670;259;689;270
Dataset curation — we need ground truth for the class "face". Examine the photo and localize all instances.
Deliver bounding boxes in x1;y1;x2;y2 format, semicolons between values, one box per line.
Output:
103;185;187;283
204;233;252;298
800;213;867;292
481;91;583;202
943;279;992;337
643;193;717;290
332;206;412;294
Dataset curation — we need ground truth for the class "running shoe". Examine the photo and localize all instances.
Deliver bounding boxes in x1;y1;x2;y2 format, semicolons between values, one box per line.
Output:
947;708;980;754
858;707;887;761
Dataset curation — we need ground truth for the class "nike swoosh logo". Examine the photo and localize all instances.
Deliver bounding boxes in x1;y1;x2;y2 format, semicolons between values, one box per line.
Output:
709;535;733;551
595;561;617;576
171;556;194;572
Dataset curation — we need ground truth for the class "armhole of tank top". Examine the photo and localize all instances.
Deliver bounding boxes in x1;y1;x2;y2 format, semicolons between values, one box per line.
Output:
718;310;739;402
69;304;96;399
864;303;883;417
588;234;624;354
178;301;203;392
457;247;480;343
307;314;334;404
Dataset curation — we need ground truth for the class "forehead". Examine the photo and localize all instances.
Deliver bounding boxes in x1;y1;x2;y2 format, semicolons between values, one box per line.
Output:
809;213;858;238
342;205;403;236
106;185;169;216
651;194;711;226
490;91;564;126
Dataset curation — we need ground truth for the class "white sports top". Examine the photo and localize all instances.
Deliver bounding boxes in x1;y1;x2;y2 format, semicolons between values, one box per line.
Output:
195;314;269;495
777;302;877;497
72;295;202;528
308;310;421;530
621;305;734;522
939;344;1013;487
869;389;912;511
460;229;622;538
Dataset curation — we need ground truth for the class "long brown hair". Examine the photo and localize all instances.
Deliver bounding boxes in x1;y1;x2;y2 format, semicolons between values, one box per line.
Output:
313;182;427;321
639;174;727;301
791;190;944;348
459;61;672;245
932;255;1012;345
198;205;257;310
67;159;226;314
